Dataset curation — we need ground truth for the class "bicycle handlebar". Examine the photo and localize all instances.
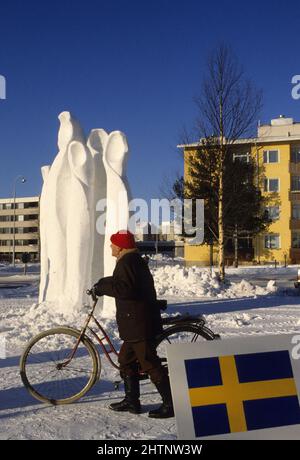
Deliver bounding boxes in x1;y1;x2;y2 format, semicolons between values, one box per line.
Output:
86;288;98;302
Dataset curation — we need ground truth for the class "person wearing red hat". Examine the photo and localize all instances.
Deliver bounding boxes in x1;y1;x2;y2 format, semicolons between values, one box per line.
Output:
93;230;174;418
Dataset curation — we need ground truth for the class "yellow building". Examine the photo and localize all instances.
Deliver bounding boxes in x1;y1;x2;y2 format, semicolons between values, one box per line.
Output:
180;115;300;265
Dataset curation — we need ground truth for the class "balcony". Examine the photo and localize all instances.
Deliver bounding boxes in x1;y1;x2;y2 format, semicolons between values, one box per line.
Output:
0;233;39;241
0;245;38;253
0;208;39;216
0;219;39;228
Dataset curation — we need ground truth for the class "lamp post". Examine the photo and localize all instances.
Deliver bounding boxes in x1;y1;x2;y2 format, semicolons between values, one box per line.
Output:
12;175;26;267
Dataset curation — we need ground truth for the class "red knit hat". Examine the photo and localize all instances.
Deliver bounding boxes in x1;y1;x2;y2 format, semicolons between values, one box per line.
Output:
110;230;136;249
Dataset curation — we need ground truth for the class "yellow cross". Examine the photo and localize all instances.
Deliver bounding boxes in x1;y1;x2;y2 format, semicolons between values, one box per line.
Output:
188;355;298;433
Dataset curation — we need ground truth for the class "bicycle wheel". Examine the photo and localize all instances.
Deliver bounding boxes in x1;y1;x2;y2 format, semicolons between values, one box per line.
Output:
20;327;100;405
155;324;215;368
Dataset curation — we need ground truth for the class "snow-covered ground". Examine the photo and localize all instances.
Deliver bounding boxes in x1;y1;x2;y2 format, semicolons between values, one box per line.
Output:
1;262;300;440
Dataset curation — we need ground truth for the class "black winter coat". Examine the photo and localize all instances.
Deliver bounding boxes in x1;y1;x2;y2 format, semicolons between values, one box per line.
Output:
94;252;163;341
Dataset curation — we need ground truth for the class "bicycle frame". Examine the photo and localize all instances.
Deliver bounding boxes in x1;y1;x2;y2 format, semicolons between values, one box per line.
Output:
60;291;219;373
61;294;120;371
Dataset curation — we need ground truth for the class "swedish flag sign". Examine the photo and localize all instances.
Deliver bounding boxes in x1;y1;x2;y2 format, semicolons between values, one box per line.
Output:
185;351;300;437
166;335;300;439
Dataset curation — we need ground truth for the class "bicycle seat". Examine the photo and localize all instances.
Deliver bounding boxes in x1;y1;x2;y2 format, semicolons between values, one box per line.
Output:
161;314;205;326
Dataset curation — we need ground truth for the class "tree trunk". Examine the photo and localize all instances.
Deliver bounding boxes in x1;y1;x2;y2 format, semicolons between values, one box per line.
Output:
218;167;225;281
218;93;225;282
234;223;238;268
209;239;214;273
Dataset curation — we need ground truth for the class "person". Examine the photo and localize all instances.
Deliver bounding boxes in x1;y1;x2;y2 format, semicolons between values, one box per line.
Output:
93;230;174;418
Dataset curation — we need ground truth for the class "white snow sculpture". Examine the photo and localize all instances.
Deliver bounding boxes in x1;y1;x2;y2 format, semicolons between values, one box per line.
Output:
64;140;95;311
39;111;85;310
39;112;132;319
101;131;132;317
87;129;108;287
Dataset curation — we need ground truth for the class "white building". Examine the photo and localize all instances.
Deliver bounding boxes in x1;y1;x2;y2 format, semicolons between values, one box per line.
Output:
0;196;40;262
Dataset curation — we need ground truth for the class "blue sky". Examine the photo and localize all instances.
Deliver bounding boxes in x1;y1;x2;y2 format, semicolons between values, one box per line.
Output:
0;0;300;202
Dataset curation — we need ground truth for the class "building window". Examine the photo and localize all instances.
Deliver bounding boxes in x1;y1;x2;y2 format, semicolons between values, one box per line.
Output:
2;240;12;246
265;234;280;249
24;202;39;209
265;206;280;221
0;228;12;234
291;146;300;163
263;150;279;163
291;176;300;191
27;227;38;233
264;178;279;192
292;232;300;248
292;204;300;220
25;215;38;221
233;152;250;163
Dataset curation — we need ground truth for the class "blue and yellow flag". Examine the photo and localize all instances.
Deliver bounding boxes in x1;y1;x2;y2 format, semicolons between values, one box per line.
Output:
184;350;300;437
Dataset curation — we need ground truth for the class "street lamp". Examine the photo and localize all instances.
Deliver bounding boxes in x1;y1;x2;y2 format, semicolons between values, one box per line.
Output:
12;175;26;267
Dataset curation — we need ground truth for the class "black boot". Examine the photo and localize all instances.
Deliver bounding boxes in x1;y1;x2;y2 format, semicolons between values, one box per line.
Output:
109;375;141;414
148;374;174;419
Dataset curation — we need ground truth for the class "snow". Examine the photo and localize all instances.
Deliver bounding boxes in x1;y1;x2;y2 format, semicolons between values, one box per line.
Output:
152;265;279;298
39;112;131;318
1;262;300;439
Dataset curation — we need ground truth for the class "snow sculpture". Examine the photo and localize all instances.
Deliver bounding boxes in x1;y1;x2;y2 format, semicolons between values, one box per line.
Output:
87;129;108;287
64;140;95;310
39;112;85;307
96;131;131;317
39;112;132;318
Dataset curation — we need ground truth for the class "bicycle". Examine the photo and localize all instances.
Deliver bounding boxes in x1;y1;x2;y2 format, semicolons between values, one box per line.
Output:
20;289;220;405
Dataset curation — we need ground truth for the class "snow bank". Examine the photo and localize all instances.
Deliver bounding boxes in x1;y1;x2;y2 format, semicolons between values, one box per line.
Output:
0;264;283;354
1;299;120;354
151;265;278;298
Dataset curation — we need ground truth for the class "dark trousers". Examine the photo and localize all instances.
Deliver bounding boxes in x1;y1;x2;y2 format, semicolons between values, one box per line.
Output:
118;340;165;384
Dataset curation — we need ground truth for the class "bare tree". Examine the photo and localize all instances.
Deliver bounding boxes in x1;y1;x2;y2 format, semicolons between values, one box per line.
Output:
192;44;263;281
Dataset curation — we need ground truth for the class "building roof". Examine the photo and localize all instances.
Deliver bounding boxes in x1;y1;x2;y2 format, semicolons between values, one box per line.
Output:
177;135;300;149
0;196;40;204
